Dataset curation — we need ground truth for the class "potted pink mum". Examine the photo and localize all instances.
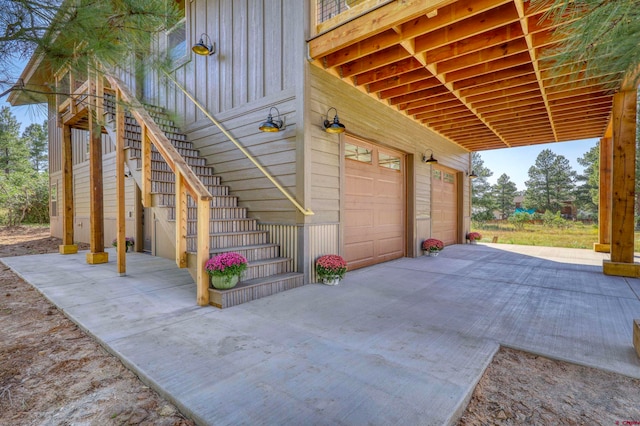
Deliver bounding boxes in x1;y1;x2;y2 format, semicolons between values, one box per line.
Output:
422;238;444;256
467;232;482;244
316;254;347;285
205;252;248;289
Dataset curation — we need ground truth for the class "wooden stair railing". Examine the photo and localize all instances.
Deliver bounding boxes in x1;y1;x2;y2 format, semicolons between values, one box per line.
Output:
105;74;214;306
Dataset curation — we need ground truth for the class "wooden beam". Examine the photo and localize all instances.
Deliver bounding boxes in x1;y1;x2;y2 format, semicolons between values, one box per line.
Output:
175;173;188;268
604;88;637;275
309;0;455;58
116;88;126;274
595;137;612;253
86;70;108;265
59;124;77;255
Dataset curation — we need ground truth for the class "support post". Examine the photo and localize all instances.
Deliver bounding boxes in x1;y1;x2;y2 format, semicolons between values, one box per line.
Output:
59;124;77;254
175;173;188;268
603;88;638;276
197;198;210;306
594;137;612;253
116;88;126;274
86;72;108;265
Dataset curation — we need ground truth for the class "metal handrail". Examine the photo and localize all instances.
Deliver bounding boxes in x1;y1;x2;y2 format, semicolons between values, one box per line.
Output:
162;71;314;216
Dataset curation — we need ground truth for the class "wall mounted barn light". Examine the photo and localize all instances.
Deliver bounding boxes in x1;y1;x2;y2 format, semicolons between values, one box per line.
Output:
422;149;438;164
258;107;285;132
468;170;478;179
323;107;346;133
192;33;216;56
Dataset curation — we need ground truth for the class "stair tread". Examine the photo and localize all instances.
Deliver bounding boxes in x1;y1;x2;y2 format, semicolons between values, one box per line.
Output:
247;257;291;266
231;272;303;287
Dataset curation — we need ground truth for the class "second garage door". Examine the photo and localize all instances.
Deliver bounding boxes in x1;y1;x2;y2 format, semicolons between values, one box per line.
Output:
431;165;458;246
344;137;405;270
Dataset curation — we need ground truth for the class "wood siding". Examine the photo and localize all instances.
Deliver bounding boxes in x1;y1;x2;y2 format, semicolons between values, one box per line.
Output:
308;65;471;252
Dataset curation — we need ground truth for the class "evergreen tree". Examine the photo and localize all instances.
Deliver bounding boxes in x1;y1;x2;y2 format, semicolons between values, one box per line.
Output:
536;0;640;89
1;0;180;97
471;152;496;221
0;106;29;174
575;142;599;220
524;149;577;213
21;120;48;172
493;173;518;219
0;107;48;225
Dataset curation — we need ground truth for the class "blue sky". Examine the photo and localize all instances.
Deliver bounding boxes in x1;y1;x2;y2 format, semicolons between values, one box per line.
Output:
478;138;598;191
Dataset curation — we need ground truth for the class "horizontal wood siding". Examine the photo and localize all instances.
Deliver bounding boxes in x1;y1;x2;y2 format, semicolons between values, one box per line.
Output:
309;65;470;245
186;94;299;222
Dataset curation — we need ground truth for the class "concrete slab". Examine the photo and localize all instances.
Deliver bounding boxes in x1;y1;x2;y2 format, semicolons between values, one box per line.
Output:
2;242;640;425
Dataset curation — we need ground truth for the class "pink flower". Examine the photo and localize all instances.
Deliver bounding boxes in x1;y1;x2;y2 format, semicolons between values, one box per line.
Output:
316;254;347;279
422;238;444;251
205;252;248;278
467;232;482;241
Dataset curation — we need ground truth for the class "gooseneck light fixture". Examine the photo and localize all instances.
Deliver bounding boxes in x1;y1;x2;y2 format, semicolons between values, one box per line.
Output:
323;107;346;133
258;107;284;132
192;33;216;56
468;170;478;179
422;149;438;164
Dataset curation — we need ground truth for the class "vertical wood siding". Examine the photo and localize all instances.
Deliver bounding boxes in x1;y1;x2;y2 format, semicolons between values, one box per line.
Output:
257;223;299;271
308;223;340;283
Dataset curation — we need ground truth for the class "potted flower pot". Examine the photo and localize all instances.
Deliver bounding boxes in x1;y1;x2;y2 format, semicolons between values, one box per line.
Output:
205;252;248;290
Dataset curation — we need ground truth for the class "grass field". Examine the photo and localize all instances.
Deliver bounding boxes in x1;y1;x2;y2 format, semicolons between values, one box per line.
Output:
472;221;640;252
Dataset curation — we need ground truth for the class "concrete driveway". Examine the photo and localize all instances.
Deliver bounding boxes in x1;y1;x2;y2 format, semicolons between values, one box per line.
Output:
3;243;640;425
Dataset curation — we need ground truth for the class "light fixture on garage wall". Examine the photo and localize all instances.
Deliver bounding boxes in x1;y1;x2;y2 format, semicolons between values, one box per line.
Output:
323;107;346;133
468;170;478;179
258;106;285;132
422;149;438;164
192;33;216;56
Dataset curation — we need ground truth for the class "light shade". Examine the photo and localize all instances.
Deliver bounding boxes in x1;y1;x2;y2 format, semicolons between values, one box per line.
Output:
423;150;438;164
323;107;346;133
192;33;215;56
259;107;284;132
468;170;478;179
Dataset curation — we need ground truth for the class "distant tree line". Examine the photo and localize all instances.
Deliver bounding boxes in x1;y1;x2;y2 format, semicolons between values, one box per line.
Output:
471;146;599;223
0;106;48;225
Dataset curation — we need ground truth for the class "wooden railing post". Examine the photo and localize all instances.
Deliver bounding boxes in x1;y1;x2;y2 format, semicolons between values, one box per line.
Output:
116;87;127;274
175;173;188;268
141;124;152;208
197;198;210;306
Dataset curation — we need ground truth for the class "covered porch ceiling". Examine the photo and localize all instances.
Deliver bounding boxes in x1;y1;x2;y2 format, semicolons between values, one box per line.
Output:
308;0;622;152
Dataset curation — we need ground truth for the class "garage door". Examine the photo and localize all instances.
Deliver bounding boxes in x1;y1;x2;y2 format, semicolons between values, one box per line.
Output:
431;166;457;246
344;137;405;270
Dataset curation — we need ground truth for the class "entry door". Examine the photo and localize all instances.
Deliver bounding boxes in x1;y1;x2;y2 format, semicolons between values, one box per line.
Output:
431;166;457;245
344;137;406;270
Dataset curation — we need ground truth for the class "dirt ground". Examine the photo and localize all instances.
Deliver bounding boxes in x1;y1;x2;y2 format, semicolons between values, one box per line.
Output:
1;226;640;425
0;226;194;425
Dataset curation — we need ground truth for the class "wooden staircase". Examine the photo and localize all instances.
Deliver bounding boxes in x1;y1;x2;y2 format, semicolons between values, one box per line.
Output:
104;95;304;308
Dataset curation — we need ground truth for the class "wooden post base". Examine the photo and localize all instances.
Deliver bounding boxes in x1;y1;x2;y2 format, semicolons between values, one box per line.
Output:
634;319;640;359
603;261;640;277
86;252;109;264
593;243;610;253
59;244;78;255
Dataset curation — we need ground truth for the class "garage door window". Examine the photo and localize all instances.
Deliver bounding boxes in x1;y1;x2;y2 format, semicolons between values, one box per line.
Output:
345;142;372;164
378;152;401;170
